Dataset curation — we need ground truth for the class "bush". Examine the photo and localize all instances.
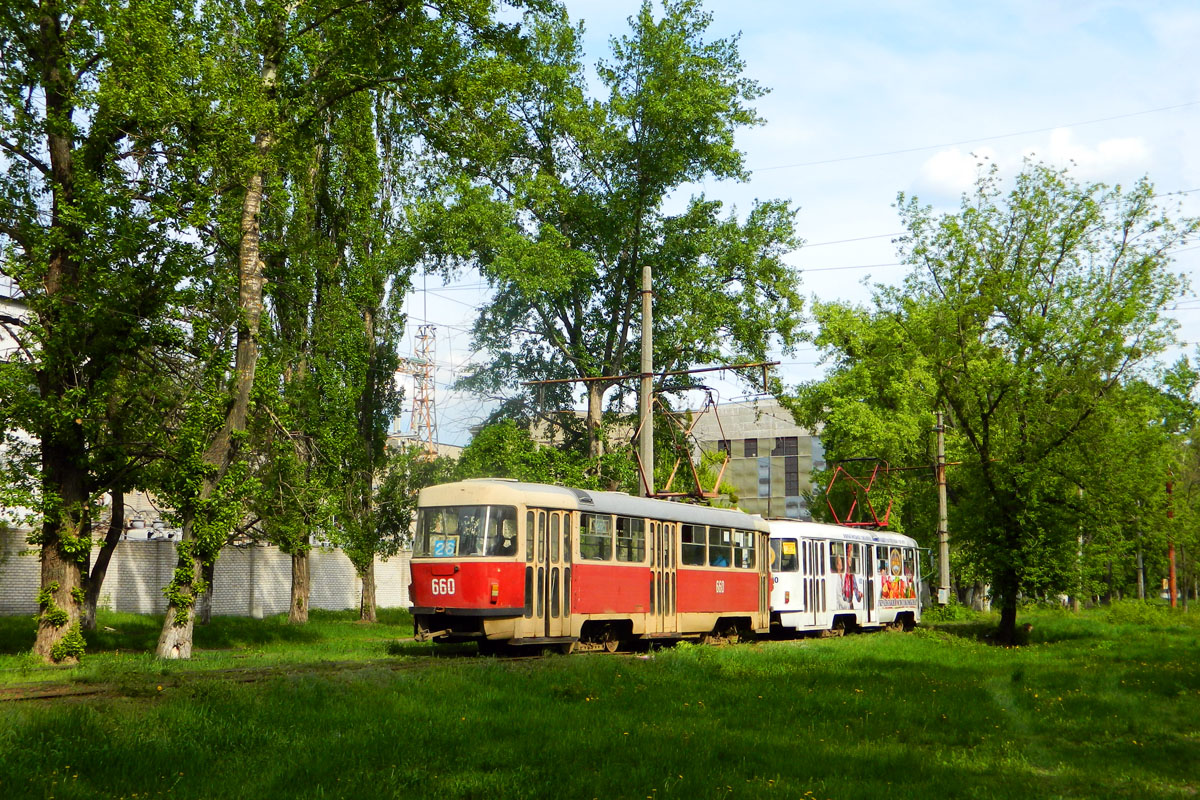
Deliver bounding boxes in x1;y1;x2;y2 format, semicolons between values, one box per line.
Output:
1104;599;1186;627
922;598;979;623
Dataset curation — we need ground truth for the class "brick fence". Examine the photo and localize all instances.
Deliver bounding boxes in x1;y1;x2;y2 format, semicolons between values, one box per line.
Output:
0;529;411;617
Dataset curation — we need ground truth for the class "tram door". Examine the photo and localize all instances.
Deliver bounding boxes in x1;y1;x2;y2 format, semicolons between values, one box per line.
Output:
532;509;571;639
809;540;825;627
650;521;678;634
864;544;876;624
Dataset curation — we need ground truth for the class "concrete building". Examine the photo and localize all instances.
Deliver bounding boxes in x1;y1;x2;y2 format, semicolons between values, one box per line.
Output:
689;397;824;520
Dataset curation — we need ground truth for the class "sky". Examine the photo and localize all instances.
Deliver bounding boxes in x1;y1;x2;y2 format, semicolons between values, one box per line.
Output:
397;0;1200;446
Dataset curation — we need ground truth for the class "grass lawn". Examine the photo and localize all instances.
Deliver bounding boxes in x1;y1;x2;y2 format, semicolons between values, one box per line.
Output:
0;605;1197;799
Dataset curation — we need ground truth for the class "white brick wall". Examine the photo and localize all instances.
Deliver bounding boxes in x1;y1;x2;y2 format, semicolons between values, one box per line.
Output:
0;529;411;617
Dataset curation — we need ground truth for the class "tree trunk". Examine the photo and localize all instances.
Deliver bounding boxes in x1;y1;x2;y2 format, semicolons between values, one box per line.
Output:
156;117;270;658
32;427;89;661
359;561;377;622
82;491;124;631
289;550;311;624
994;567;1019;644
586;381;606;460
198;559;215;625
31;5;88;663
156;517;204;659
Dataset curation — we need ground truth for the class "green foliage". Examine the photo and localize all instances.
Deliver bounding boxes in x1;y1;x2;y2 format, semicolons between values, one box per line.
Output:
790;160;1198;638
1104;599;1193;627
0;0;215;659
436;0;803;458
35;582;69;629
453;420;641;493
339;445;456;572
48;624;86;663
922;599;982;623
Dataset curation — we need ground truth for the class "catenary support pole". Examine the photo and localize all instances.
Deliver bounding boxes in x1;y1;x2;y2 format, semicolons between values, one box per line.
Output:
639;264;654;497
1168;477;1177;608
936;411;950;605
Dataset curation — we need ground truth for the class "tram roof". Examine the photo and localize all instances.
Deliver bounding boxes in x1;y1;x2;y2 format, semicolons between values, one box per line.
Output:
419;479;770;531
766;518;918;547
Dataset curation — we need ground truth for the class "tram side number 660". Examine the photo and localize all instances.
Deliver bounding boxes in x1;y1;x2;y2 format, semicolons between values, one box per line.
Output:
431;578;456;595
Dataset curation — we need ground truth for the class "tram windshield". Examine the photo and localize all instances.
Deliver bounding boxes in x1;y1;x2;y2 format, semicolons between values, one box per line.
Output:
415;505;518;557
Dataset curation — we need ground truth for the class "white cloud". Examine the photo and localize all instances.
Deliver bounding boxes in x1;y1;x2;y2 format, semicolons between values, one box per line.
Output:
1023;128;1151;178
916;147;999;197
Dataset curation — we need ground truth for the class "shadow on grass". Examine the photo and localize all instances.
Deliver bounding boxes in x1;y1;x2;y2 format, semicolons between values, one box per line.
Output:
384;640;477;658
0;607;416;657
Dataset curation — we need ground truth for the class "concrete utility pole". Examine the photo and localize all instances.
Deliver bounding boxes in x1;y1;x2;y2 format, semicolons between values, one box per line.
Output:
639;264;654;497
935;411;950;605
1167;476;1178;608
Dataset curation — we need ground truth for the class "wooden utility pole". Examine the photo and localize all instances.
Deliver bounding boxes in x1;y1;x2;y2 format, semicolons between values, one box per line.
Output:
639;264;654;497
935;411;950;605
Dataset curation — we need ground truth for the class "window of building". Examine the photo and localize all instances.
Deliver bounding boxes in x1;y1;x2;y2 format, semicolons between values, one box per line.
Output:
716;439;731;456
784;455;800;496
772;436;798;456
744;438;758;458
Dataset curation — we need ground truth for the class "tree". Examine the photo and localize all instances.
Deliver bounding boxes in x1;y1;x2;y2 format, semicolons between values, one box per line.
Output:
0;0;208;661
344;443;454;621
152;0;547;655
793;161;1196;642
435;0;803;458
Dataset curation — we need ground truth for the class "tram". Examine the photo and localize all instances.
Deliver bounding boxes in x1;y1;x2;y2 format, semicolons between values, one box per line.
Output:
768;520;920;633
408;479;772;652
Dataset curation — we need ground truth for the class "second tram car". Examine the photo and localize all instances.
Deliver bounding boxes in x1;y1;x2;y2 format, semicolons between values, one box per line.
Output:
409;479;772;652
768;520;921;633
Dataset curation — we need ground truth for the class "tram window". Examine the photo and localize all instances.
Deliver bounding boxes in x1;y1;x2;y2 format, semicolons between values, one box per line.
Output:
551;568;560;618
525;511;534;563
563;517;572;563
487;513;518;556
732;530;755;568
524;567;533;617
708;527;732;567
579;513;613;561
903;548;916;581
830;541;845;574
848;543;861;574
681;524;706;566
774;539;798;572
877;547;890;575
415;505;518;558
616;517;645;562
551;515;560;562
538;513;546;562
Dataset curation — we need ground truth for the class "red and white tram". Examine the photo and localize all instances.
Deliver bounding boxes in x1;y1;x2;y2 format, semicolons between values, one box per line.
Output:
409;479;772;652
768;520;921;634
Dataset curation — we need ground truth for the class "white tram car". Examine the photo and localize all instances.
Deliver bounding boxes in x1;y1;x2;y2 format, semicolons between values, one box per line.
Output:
768;520;921;634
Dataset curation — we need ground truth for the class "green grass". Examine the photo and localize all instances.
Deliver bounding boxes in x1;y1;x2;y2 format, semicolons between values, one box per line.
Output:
0;608;429;687
1;608;1198;799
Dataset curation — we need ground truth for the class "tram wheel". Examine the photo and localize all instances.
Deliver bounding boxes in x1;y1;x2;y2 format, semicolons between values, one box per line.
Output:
601;632;620;653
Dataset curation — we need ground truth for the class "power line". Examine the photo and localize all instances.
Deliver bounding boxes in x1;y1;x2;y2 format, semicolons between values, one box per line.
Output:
752;100;1200;172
